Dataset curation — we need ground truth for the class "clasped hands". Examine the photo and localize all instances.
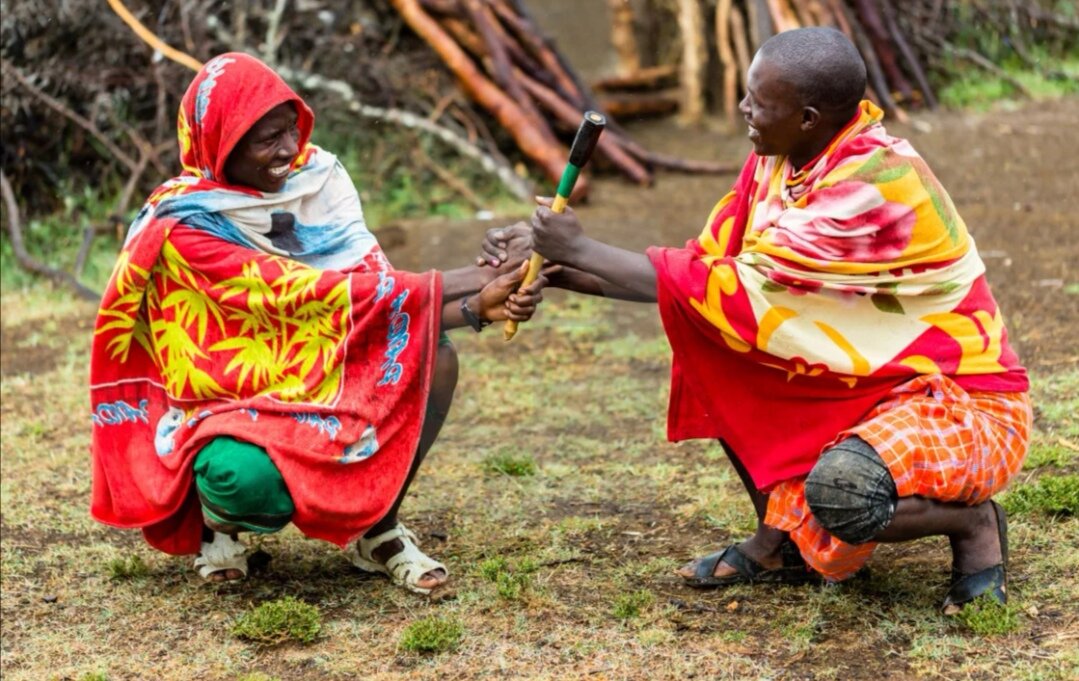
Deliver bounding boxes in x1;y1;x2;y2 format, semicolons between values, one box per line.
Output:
469;197;591;326
475;196;586;277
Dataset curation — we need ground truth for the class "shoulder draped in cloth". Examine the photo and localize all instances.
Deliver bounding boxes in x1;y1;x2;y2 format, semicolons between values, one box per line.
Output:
647;101;1027;491
90;53;442;555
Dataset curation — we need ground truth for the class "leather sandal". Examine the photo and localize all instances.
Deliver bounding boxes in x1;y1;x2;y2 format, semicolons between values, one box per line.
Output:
346;522;448;595
681;539;820;588
194;532;248;581
942;500;1008;614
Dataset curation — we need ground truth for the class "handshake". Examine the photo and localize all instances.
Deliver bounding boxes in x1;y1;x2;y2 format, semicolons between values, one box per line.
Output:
470;196;658;327
463;197;584;337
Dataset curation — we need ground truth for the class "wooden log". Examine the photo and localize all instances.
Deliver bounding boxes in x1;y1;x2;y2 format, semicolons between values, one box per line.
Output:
498;0;637;142
596;91;680;118
878;0;938;109
389;0;575;192
832;0;898;116
611;134;741;175
676;0;707;125
461;0;548;132
516;70;653;185
767;0;800;33
607;0;641;75
825;0;856;40
730;5;751;94
715;0;739;124
492;0;585;107
851;0;913;102
791;0;817;27
806;0;834;27
746;0;773;51
419;0;459;15
437;11;569;167
591;65;678;92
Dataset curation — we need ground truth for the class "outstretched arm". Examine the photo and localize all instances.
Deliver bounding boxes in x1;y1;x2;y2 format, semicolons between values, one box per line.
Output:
440;261;545;332
530;199;657;303
477;214;657;303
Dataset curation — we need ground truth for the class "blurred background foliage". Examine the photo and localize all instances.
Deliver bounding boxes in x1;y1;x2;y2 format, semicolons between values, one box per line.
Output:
0;0;1076;293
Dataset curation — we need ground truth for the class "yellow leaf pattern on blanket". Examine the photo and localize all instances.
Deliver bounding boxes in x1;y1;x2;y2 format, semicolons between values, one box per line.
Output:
690;262;751;353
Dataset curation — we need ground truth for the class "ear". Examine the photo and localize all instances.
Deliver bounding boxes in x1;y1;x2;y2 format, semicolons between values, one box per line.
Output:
800;106;822;131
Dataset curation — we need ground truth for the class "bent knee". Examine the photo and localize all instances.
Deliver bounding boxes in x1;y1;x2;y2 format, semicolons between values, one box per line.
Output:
433;338;459;390
804;436;897;545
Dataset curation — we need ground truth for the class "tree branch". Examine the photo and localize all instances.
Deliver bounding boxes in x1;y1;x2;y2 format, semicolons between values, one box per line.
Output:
0;171;100;301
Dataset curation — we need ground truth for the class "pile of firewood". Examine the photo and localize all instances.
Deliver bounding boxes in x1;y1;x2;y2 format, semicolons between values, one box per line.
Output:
390;0;1078;192
601;0;1077;126
391;0;736;196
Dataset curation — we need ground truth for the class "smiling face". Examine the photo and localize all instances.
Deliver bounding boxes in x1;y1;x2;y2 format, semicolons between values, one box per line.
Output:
739;55;833;169
739;56;810;158
224;102;300;192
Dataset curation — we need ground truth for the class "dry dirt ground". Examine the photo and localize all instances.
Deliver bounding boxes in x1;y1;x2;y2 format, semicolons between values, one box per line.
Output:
1;99;1077;680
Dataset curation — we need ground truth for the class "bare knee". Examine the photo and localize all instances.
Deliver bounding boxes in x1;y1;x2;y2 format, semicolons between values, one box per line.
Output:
427;341;458;420
434;342;459;393
804;436;897;545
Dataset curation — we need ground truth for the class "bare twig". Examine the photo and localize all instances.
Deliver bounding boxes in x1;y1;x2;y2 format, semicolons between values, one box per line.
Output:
412;145;486;210
276;65;533;200
262;0;290;65
0;171;100;301
105;0;202;71
3;61;137;172
938;39;1033;97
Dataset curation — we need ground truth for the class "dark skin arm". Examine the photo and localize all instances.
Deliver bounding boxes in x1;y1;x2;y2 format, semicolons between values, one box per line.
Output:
440;261;544;331
477;199;658;303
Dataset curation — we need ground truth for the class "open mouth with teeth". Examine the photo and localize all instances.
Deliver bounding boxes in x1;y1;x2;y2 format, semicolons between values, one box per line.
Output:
268;164;291;179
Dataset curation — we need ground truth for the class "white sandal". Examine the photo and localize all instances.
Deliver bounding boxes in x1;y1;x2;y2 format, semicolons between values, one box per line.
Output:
194;532;248;581
346;522;448;595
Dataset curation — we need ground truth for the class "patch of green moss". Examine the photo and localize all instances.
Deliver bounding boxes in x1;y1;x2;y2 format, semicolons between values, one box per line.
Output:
231;596;322;645
399;616;463;654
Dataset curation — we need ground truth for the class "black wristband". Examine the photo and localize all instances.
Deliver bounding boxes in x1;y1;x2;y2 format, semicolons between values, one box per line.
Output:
460;296;490;333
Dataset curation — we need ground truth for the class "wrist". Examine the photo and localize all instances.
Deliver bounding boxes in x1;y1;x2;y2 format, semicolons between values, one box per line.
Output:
557;234;591;269
460;295;490;333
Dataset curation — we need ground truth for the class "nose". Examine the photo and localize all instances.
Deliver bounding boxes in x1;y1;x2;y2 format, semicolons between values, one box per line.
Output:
279;128;300;160
738;95;751;117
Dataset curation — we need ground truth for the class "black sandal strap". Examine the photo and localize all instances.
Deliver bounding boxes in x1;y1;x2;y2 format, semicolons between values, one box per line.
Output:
942;500;1009;611
942;564;1006;609
694;544;765;583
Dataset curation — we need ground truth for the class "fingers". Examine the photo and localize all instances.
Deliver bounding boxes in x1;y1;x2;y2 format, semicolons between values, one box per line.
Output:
505;289;542;320
534;196;553;207
518;271;547;296
481;243;506;267
479;227;508;266
480;223;533;268
512;258;530;285
504;271;547;320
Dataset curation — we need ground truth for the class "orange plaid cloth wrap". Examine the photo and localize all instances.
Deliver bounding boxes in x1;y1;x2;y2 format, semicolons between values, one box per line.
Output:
764;374;1031;581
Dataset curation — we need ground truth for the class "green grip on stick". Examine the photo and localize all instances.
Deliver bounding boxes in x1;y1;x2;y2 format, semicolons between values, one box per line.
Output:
504;111;607;341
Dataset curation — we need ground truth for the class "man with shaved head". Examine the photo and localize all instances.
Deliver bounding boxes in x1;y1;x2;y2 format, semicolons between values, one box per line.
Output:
482;27;1029;612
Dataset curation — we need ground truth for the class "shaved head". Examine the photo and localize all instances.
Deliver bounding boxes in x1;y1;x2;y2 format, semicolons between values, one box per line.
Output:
758;27;867;120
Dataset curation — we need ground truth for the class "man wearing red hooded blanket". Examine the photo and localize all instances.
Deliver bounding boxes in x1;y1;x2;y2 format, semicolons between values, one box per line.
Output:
90;53;544;595
484;28;1029;612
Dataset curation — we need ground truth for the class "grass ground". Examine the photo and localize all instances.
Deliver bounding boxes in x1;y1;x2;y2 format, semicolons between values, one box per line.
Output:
1;286;1076;681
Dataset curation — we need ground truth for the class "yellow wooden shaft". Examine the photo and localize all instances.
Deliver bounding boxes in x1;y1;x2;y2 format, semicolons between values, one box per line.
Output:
502;194;571;340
